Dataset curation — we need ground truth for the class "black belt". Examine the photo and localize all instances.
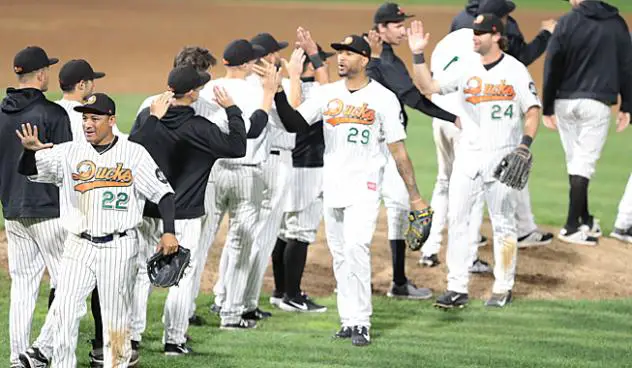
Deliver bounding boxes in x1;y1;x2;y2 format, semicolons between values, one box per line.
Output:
270;150;280;155
80;231;127;244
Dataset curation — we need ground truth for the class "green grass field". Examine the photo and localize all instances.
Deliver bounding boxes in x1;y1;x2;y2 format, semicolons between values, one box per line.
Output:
2;92;632;366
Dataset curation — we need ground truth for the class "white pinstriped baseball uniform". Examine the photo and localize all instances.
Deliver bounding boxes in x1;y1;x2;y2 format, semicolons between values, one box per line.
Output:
26;138;173;368
129;91;229;339
293;78;405;328
435;51;541;294
614;173;632;236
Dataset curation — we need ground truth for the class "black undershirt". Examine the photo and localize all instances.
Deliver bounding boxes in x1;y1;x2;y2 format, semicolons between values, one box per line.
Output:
484;54;505;71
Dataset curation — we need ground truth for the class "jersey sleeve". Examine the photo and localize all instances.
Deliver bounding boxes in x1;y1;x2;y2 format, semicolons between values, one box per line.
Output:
516;66;542;114
296;86;325;125
31;145;65;186
133;146;174;204
381;91;407;144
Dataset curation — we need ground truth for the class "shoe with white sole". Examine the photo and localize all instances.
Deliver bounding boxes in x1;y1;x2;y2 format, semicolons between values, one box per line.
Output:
477;235;488;247
419;253;440;267
387;280;433;300
469;258;492;274
351;326;371;347
19;347;49;368
485;290;513;308
220;319;257;330
164;343;192;356
269;290;283;307
558;228;598;246
610;227;632;243
580;217;602;238
279;295;327;313
518;230;554;248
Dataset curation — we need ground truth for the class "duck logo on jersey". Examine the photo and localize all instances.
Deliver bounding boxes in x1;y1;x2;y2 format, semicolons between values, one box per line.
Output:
323;99;376;126
464;76;516;104
71;160;134;193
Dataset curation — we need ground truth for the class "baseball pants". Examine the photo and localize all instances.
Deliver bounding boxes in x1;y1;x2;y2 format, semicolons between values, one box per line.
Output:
33;231;139;368
422;119;484;258
242;149;292;311
279;198;323;244
5;217;65;366
615;173;632;230
130;217;201;345
446;155;518;295
211;163;265;325
555;99;611;179
325;197;381;328
381;151;409;240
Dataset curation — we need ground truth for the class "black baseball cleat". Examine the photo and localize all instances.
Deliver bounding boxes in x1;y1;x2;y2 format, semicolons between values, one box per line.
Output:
19;347;49;368
434;290;469;310
333;326;352;339
164;343;192;356
419;253;440;267
131;340;141;351
188;314;205;326
351;326;371;347
220;318;257;330
242;307;272;321
279;295;327;313
210;303;221;315
485;290;513;308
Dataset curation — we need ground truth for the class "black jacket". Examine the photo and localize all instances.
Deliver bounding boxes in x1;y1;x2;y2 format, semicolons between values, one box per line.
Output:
542;1;632;115
450;0;551;66
129;104;247;219
366;43;457;127
0;88;72;219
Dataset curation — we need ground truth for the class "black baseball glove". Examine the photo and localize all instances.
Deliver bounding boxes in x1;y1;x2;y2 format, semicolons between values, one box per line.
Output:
493;145;533;190
147;245;191;288
405;207;434;251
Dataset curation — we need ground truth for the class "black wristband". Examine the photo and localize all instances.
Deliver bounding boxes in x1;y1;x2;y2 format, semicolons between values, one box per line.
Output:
308;53;324;69
413;53;425;64
520;135;533;148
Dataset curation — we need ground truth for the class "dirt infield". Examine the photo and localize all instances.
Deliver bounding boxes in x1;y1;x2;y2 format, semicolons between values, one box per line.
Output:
1;0;631;301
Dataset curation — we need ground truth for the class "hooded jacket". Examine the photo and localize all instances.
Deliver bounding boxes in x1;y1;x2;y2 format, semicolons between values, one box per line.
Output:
542;1;632;115
0;87;72;219
450;0;551;66
130;104;246;219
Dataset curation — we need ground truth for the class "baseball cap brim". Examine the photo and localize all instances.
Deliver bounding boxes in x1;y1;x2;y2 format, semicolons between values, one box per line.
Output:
251;45;268;61
322;51;335;59
330;43;366;57
277;41;289;50
73;106;111;115
197;72;211;88
48;58;59;66
93;71;106;79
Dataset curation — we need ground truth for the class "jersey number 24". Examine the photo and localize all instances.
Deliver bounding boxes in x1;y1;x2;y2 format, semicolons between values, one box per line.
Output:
491;104;514;120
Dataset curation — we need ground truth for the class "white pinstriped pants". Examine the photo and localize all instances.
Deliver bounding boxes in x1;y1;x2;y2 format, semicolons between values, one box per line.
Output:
130;217;201;345
446;155;518;295
380;151;410;240
615;173;632;230
5;217;65;366
33;231;139;368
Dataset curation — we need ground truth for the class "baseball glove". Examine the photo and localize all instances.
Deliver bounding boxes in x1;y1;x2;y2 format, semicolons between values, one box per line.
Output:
493;145;533;190
405;207;434;251
146;245;191;288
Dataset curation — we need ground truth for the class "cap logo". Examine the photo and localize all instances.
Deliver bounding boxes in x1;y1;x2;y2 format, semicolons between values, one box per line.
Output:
397;6;404;15
475;15;485;24
14;66;22;73
342;36;353;45
86;95;97;105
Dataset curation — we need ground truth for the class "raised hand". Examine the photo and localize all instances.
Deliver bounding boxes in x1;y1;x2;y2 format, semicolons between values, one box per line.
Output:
283;48;306;79
296;27;318;55
262;62;282;93
15;123;53;151
150;91;174;119
213;86;235;108
407;20;430;54
364;29;383;58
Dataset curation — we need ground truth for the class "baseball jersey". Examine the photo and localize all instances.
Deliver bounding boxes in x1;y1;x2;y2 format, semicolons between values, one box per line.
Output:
430;28;478;119
56;98;126;140
27;139;174;237
296;79;405;208
249;74;295;151
137;94;229;134
436;53;541;152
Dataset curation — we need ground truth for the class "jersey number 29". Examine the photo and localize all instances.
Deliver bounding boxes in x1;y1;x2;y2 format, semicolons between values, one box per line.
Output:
102;191;129;211
347;127;370;145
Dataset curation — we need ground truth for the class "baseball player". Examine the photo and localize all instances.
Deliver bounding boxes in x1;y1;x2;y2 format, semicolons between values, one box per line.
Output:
0;46;72;368
408;14;542;308
274;34;432;346
611;174;632;243
129;65;248;355
542;0;632;246
200;39;281;330
272;44;332;313
17;93;177;368
134;46;223;329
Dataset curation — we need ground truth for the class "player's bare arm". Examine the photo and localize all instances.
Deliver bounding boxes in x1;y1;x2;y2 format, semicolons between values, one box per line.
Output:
407;20;441;95
387;140;428;211
283;48;306;108
296;27;329;85
523;105;541;147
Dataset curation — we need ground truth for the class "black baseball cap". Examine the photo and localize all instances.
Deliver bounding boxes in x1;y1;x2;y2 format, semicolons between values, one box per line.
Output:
168;64;211;95
478;0;515;18
250;33;289;55
331;35;371;58
13;46;58;74
373;2;414;24
472;13;505;35
59;59;105;86
74;93;116;116
222;39;267;66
